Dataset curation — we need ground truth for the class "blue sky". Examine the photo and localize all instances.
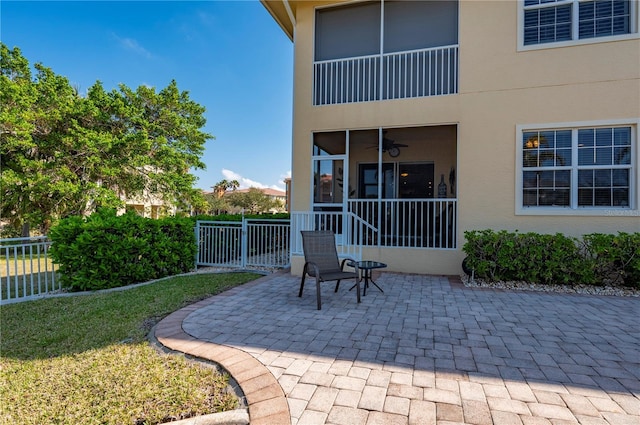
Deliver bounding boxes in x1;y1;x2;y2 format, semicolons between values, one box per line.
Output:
1;0;293;191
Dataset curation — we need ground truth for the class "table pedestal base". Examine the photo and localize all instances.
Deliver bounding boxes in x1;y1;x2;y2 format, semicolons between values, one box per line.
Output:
348;261;386;296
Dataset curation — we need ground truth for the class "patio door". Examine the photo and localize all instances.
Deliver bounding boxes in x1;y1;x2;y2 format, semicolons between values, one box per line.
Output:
397;163;434;199
359;163;394;198
358;162;434;199
312;132;348;240
357;161;435;244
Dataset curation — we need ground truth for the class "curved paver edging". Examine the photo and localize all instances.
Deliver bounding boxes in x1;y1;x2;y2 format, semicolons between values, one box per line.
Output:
153;275;291;425
166;409;249;425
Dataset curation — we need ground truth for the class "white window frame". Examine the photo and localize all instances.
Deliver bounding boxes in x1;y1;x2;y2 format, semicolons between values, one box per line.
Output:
516;119;639;216
518;0;640;51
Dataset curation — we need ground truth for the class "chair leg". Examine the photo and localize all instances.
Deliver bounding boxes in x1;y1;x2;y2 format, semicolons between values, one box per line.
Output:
334;280;341;292
316;279;322;310
355;278;361;303
299;274;306;297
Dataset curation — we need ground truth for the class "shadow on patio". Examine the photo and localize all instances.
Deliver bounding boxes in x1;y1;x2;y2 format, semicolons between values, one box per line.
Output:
155;271;640;425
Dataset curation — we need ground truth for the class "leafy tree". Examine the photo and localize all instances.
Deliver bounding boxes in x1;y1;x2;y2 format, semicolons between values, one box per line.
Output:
0;44;211;235
201;179;240;214
201;191;230;215
226;188;281;214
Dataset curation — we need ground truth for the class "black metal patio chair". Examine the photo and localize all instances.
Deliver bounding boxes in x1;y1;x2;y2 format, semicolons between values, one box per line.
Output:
299;230;360;310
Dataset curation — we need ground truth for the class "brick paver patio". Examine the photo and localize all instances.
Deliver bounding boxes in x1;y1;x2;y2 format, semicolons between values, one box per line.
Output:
155;271;640;425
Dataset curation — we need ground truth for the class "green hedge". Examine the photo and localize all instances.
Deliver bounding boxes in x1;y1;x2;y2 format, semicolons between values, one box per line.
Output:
191;213;290;222
49;209;197;291
463;230;639;288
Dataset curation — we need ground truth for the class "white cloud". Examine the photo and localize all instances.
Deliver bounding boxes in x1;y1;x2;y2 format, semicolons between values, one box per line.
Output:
112;33;152;59
221;169;286;191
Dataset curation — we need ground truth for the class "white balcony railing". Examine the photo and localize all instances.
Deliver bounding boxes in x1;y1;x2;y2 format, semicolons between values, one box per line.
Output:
290;211;377;260
291;199;457;254
313;45;459;106
349;199;457;249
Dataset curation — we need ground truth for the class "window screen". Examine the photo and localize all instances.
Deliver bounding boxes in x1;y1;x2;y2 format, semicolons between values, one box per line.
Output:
315;2;380;61
384;0;458;53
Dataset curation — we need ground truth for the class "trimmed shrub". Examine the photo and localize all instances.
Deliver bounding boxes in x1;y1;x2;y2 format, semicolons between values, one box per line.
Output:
49;209;196;291
464;230;639;287
463;230;592;285
583;232;640;288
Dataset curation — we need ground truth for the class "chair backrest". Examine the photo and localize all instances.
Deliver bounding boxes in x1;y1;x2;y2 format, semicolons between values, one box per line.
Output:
301;231;341;272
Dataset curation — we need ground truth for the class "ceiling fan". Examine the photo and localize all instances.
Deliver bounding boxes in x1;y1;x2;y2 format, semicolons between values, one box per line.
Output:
374;132;408;157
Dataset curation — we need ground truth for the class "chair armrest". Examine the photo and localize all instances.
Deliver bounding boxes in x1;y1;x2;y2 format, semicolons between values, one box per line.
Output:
340;258;358;273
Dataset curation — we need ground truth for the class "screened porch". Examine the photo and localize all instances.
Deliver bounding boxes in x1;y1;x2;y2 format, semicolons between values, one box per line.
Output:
293;125;458;254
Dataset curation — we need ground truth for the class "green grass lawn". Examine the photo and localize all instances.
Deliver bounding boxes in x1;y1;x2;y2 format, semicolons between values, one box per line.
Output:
0;272;261;425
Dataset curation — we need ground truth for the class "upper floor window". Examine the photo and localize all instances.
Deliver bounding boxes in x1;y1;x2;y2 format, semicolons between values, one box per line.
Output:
516;121;637;215
522;0;635;47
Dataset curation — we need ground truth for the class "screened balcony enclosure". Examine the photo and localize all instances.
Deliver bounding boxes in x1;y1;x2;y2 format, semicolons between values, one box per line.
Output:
313;0;459;105
297;125;458;252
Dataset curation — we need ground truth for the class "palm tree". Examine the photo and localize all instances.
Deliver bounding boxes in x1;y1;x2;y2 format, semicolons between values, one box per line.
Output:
212;179;240;198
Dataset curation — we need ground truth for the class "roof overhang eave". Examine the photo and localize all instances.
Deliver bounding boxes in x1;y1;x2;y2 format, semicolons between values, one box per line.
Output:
260;0;295;41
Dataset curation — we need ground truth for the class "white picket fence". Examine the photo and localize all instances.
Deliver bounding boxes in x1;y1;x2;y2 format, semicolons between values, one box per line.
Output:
1;219;292;303
1;236;60;304
195;219;291;269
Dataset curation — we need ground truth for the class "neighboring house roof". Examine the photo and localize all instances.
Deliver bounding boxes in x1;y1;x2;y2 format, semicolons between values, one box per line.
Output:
230;188;286;198
203;188;286;198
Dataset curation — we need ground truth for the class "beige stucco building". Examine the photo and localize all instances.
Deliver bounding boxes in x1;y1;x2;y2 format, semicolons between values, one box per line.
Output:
262;0;640;275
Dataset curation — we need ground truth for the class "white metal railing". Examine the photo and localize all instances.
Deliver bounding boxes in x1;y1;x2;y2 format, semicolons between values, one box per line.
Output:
1;236;59;303
314;54;381;105
245;220;290;268
313;45;458;105
348;199;457;249
195;219;290;269
290;211;375;260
